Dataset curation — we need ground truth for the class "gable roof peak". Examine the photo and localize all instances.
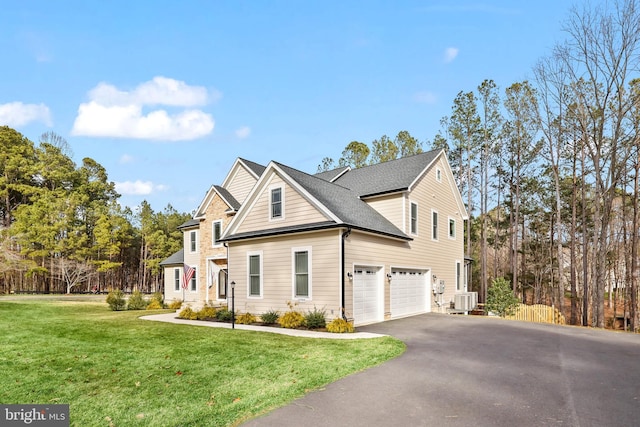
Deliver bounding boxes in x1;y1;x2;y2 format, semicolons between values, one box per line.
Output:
237;158;266;177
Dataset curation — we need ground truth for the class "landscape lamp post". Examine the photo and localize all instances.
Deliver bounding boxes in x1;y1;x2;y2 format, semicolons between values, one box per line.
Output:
230;281;235;329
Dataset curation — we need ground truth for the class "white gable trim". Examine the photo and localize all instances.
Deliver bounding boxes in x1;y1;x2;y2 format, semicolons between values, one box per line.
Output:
329;166;351;182
221;158;262;189
193;186;235;219
222;162;342;238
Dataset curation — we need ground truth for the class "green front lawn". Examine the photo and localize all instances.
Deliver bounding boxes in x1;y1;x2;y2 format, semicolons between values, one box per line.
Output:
0;300;404;426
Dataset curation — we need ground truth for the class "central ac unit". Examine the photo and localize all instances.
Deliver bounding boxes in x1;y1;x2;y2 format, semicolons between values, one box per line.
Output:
454;292;478;311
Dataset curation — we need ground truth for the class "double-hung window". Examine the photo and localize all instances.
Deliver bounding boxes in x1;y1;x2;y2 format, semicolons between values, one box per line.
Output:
293;248;311;299
432;210;438;240
174;268;180;291
248;252;263;297
270;187;282;219
449;218;456;239
410;202;418;235
212;221;222;247
190;231;197;252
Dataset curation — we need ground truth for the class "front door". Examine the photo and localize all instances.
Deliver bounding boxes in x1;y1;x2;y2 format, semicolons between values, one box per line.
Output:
218;268;227;300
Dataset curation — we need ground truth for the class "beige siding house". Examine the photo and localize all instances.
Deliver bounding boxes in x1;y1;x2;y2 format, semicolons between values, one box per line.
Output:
162;150;471;325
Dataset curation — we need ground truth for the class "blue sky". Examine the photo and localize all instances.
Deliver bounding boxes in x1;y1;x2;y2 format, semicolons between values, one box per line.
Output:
1;1;572;214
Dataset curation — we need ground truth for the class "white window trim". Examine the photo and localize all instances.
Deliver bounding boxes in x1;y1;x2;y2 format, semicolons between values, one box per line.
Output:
292;246;312;300
189;230;197;253
436;167;442;182
247;250;263;298
174;268;180;292
431;209;439;241
212;220;223;247
410;201;418;235
448;217;456;240
269;185;285;221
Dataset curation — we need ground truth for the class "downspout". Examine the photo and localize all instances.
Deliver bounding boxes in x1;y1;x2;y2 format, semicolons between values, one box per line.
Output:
341;227;352;321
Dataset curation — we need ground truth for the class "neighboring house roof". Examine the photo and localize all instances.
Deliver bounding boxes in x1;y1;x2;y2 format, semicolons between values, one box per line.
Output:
160;248;184;266
314;166;351;182
177;219;199;229
333;150;440;197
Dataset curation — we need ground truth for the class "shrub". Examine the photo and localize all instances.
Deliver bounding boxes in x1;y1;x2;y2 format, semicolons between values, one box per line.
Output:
327;318;355;333
278;310;305;329
106;289;126;311
127;290;148;310
236;312;257;325
260;309;279;325
178;307;198;320
146;300;164;310
216;308;233;322
196;306;218;320
486;277;520;317
150;292;164;307
304;307;327;329
168;300;182;310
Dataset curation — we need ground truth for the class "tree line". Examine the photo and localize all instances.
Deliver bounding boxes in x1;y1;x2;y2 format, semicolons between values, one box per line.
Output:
0;126;190;294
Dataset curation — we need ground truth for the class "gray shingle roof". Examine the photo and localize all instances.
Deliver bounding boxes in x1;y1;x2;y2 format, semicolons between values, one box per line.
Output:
274;162;411;240
222;151;446;242
160;248;184;266
214;185;241;210
177;218;199;229
314;166;350;182
332;150;440;197
239;158;266;177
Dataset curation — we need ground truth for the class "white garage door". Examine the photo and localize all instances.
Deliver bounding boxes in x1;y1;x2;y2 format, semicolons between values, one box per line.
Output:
390;269;429;318
353;267;382;325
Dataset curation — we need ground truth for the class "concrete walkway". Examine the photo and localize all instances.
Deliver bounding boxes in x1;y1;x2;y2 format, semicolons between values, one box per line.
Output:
140;312;386;339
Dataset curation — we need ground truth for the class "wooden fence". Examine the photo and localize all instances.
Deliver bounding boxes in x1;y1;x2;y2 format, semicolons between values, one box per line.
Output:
505;304;566;325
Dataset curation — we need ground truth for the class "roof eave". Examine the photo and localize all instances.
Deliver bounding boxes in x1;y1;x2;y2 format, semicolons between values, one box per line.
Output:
221;222;411;243
360;188;408;199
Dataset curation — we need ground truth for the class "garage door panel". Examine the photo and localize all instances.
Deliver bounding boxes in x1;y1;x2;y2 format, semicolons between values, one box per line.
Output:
391;269;429;318
353;268;382;325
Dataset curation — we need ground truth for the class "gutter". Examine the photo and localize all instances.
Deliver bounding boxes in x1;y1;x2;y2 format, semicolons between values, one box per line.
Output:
341;227;352;321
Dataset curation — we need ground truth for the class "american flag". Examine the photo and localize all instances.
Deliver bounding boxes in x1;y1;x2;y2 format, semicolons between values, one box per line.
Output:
182;264;195;289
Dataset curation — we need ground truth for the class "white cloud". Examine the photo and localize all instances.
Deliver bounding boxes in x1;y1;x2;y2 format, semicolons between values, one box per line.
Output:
71;77;217;141
235;126;251;139
0;102;52;127
119;154;134;164
444;47;459;63
413;91;437;104
115;180;167;196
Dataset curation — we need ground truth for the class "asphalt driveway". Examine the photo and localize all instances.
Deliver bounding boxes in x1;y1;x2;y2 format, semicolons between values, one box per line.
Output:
242;313;640;427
